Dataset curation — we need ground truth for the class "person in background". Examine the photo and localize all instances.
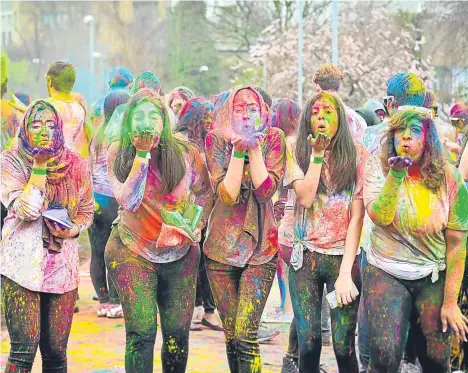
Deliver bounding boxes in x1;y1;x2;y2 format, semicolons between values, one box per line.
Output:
364;99;387;123
204;86;285;372
450;103;468;154
363;108;468;373
108;67;134;93
211;90;231;129
168;86;194;129
88;90;131;319
356;108;380;128
1;101;94;372
313;63;367;144
105;71;162;144
175;96;213;142
105;89;213;373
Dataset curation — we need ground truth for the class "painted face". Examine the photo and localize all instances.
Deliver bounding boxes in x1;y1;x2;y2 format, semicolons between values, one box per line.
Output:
376;109;386;122
203;110;212;132
27;108;58;150
171;96;186;117
310;97;339;139
394;118;427;164
232;89;264;138
130;101;164;148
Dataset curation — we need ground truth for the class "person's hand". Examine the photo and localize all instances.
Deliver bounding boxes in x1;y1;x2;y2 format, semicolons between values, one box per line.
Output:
334;274;358;307
307;133;331;155
249;133;264;150
193;226;202;243
388;156;412;173
232;135;248;153
131;130;159;151
44;219;80;239
441;303;468;342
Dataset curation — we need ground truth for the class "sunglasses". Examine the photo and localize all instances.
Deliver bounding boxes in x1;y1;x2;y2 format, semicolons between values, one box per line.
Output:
382;96;395;108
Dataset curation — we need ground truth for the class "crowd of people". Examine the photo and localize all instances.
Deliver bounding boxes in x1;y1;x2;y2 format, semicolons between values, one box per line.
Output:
1;59;468;373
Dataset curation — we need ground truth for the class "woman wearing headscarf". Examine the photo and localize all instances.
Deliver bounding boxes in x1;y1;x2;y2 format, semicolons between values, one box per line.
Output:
168;86;194;129
105;89;213;373
1;100;94;372
204;86;285;372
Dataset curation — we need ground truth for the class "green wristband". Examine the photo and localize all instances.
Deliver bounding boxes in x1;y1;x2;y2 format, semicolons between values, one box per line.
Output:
390;168;407;179
232;151;246;159
136;150;150;160
32;167;47;176
312;156;324;164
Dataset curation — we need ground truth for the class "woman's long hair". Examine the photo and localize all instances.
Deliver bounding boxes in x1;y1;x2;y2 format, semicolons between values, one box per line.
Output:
176;97;213;152
380;108;445;190
113;89;189;194
295;91;357;194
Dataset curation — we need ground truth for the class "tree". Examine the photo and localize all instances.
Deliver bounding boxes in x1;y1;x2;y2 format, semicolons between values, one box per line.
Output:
165;2;220;96
246;2;435;107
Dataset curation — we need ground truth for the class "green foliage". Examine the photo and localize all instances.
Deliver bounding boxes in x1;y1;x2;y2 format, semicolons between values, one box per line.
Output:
165;2;220;96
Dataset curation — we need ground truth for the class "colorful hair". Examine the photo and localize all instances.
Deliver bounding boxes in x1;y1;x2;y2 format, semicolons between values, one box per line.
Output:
380;108;445;190
19;100;64;155
46;60;76;93
296;91;356;194
422;89;436;108
177;97;213;152
313;63;343;92
211;90;230;128
108;67;133;90
114;89;190;194
130;71;161;95
386;72;425;107
168;86;194;106
271;98;301;136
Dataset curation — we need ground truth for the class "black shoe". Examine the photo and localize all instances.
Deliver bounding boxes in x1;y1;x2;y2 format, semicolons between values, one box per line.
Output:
74;306;79;313
281;357;299;373
201;318;224;331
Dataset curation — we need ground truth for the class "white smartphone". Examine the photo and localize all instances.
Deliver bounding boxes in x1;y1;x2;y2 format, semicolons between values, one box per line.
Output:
325;284;360;309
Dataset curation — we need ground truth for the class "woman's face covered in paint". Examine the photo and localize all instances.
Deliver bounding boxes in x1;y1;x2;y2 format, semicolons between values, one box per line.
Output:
394;118;426;164
130;101;164;149
231;89;265;146
171;96;186;117
27;108;60;154
310;97;339;139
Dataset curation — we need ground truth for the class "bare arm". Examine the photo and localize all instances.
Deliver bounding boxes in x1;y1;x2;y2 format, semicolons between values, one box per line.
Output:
459;144;468;181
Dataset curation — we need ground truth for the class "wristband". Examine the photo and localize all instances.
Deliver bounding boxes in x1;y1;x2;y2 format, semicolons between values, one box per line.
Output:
232;151;246;159
32;167;47;175
311;156;324;164
390;168;407;179
136;150;151;160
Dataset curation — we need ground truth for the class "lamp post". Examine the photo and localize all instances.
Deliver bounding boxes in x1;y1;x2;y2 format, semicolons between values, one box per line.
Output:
331;0;339;65
298;0;304;106
199;65;209;95
84;15;95;102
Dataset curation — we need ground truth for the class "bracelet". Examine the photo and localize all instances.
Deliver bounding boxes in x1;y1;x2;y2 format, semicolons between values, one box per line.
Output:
232;151;246;159
136;150;151;160
32;167;47;175
390;168;407;179
311;156;324;164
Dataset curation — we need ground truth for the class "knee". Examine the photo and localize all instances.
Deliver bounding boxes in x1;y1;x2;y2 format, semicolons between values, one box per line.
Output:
126;329;157;353
369;345;401;372
8;341;39;369
162;333;189;357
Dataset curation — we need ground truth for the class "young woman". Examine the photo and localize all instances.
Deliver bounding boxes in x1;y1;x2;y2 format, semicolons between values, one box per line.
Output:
174;96;222;331
104;89;213;373
204;86;285;372
286;91;368;373
168;86;194;128
1;101;94;372
364;108;468;373
88;90;130;318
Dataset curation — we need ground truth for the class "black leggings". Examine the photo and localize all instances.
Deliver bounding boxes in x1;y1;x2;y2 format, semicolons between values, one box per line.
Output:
88;193;119;304
1;276;77;373
195;228;216;314
206;256;277;373
289;250;361;373
105;227;200;373
363;264;451;373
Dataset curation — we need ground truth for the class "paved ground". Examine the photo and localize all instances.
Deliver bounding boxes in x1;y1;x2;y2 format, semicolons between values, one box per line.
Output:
1;232;341;373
